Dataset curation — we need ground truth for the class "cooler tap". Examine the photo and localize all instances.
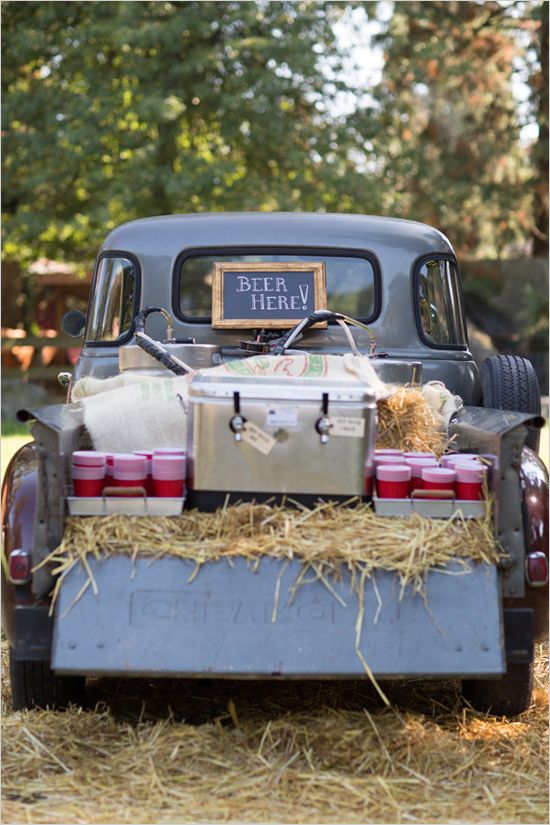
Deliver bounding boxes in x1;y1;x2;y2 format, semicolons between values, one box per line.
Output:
229;391;247;442
315;393;332;445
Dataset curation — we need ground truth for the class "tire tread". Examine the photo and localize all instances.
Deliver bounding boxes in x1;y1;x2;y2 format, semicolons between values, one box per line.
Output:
462;661;534;717
9;648;85;710
480;355;541;450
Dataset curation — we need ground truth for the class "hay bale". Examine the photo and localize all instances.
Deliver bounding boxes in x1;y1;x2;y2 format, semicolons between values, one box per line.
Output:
376;387;449;455
42;501;501;609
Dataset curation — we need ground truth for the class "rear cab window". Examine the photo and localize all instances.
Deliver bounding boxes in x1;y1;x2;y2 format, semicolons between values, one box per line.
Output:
416;257;467;347
176;251;379;323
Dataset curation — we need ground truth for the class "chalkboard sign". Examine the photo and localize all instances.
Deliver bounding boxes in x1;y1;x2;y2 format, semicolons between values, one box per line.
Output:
211;262;327;329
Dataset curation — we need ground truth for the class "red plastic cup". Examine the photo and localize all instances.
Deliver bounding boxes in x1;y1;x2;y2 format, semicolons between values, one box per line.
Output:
112;454;147;491
103;454;115;488
154;478;185;497
376;464;411;499
406;457;438;491
134;451;154;496
152;455;186;498
72;464;105;497
364;462;374;496
456;464;487;500
421;467;456;498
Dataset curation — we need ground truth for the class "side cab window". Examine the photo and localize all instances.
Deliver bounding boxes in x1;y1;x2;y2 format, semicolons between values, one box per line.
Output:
85;254;138;344
416;257;467;347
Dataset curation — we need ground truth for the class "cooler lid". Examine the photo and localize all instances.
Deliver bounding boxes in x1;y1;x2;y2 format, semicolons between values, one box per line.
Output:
189;372;377;404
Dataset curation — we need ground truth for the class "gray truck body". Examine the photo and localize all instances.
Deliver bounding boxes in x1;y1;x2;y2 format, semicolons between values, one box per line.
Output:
4;213;547;712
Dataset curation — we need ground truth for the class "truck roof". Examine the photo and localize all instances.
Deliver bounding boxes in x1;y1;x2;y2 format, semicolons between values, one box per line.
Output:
102;212;454;259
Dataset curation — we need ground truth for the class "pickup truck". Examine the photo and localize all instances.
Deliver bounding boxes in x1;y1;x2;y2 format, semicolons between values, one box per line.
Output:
2;213;548;716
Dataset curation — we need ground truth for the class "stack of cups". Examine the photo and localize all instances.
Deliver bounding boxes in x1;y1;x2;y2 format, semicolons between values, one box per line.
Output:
152;453;186;497
405;456;438;493
404;451;435;461
112;454;148;491
72;451;106;497
133;451;154;496
104;454;115;488
421;467;456;498
440;453;480;469
364;457;375;496
455;462;487;500
376;454;407;466
154;447;186;457
376;464;411;498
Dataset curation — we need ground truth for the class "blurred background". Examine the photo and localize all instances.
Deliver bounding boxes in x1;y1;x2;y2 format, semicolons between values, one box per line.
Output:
2;0;548;471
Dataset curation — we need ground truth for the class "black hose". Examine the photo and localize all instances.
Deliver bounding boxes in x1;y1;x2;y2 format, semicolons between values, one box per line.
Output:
133;306;190;375
270;310;343;354
135;333;189;375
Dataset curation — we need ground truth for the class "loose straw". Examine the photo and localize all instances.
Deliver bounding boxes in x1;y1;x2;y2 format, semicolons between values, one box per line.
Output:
377;387;449;455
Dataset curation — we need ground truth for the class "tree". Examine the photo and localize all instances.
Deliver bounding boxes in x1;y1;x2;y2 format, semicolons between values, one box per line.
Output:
2;1;547;270
527;0;548;254
349;0;537;258
2;1;360;266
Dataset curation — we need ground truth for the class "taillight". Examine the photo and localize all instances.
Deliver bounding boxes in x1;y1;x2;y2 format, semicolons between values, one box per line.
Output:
525;551;549;587
9;549;31;583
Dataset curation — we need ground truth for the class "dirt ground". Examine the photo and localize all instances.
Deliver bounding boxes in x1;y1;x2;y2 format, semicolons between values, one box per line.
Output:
1;641;548;824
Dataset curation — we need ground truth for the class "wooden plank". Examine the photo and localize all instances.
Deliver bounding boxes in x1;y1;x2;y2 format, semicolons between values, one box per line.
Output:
1;335;77;351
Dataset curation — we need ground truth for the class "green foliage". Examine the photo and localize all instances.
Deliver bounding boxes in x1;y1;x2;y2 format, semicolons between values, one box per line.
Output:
349;0;540;258
1;1;547;266
2;1;355;264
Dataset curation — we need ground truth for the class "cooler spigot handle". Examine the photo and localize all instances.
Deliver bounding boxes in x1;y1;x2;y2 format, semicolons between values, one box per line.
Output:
315;392;332;445
229;391;247;442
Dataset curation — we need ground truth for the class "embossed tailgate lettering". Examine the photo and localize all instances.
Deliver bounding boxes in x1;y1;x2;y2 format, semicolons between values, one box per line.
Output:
130;590;335;630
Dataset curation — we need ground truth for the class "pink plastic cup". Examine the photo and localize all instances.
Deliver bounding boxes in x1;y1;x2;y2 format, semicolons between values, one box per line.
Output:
374;449;403;457
72;451;106;467
456;464;488;500
421;467;456;498
403;451;436;460
112;454;147;491
72;464;105;497
441;453;481;469
153;448;186;457
376;454;408;466
376;464;411;499
152;455;186;498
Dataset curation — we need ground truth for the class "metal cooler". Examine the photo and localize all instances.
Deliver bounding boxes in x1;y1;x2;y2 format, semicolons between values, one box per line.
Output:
187;373;377;509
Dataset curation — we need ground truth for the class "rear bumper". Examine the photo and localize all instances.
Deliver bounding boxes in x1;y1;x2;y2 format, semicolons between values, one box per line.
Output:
49;556;510;679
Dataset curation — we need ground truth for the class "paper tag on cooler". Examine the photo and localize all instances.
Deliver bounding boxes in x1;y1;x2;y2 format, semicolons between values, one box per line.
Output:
330;416;365;437
242;422;276;455
266;406;298;428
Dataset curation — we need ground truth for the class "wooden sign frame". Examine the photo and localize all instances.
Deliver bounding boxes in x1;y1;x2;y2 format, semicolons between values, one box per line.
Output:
211;261;327;329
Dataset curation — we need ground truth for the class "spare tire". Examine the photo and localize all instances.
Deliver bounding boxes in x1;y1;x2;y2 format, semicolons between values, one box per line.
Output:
479;355;541;451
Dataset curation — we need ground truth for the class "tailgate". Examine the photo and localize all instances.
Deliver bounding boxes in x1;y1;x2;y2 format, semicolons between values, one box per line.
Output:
51;556;505;678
